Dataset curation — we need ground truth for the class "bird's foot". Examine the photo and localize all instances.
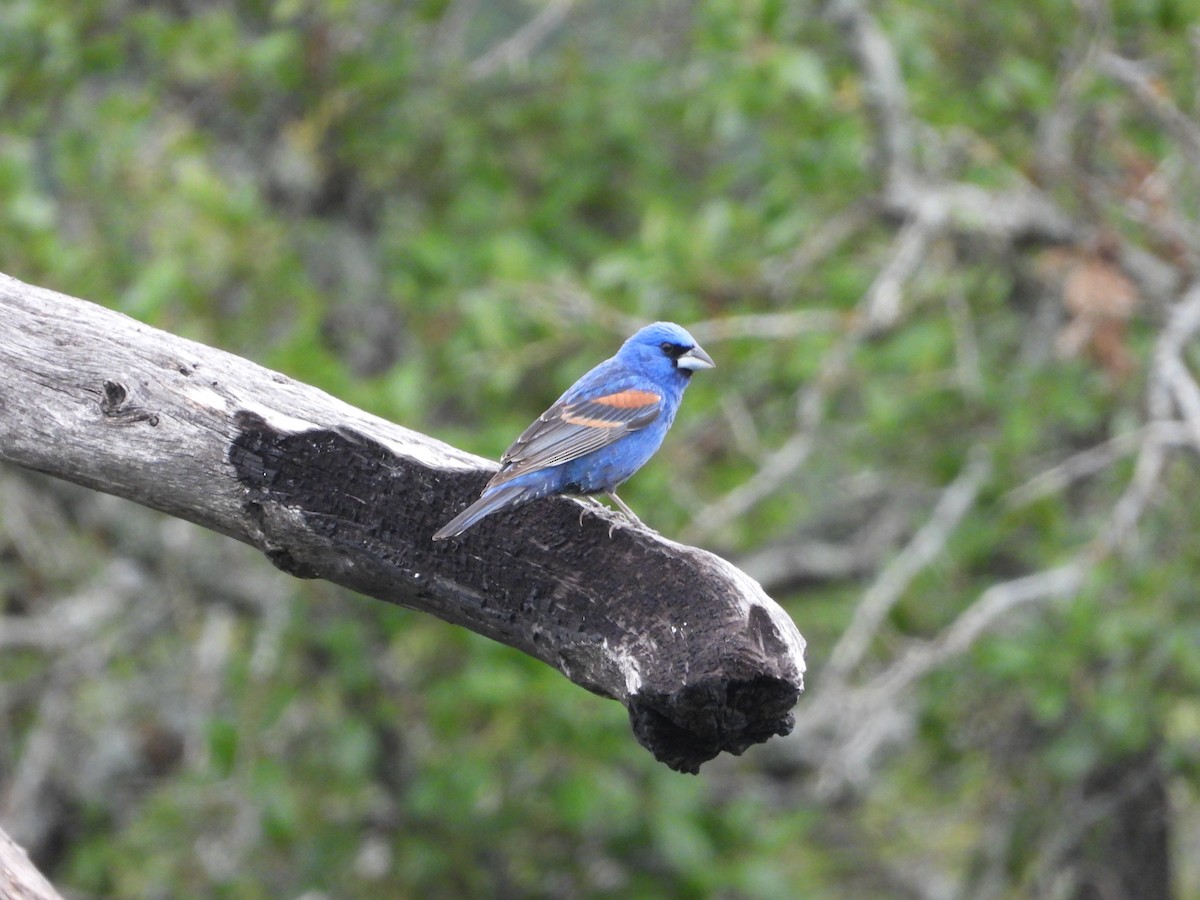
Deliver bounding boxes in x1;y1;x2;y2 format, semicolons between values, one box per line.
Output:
579;496;607;528
604;491;644;537
577;493;645;537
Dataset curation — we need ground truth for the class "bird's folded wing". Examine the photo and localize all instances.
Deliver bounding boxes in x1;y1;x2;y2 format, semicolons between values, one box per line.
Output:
490;388;663;485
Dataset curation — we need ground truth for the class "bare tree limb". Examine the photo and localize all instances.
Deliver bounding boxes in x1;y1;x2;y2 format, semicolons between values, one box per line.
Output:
889;562;1087;691
1003;421;1193;509
820;0;915;187
0;826;61;900
821;0;1078;244
683;202;942;543
760;200;875;299
1098;282;1200;551
1036;0;1108;179
825;446;992;682
860;201;945;330
468;0;576;80
738;492;913;592
1099;51;1200;167
690;0;1100;545
686;309;847;344
770;281;1200;794
783;560;1087;797
0;272;805;773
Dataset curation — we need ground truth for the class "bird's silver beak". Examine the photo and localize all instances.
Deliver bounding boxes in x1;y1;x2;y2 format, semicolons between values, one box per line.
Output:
676;344;715;371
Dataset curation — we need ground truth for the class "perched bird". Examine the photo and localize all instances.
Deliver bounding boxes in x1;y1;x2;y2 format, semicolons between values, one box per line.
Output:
433;321;715;541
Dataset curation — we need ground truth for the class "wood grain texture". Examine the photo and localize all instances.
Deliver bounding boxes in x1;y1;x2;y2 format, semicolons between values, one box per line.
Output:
0;272;806;772
0;826;61;900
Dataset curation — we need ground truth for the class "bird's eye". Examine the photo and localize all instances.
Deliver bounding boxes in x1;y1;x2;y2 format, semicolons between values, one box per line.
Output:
660;342;674;353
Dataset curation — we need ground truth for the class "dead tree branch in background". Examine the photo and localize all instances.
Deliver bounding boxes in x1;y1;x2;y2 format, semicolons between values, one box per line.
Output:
747;0;1200;814
468;0;575;80
820;0;1077;243
824;446;992;682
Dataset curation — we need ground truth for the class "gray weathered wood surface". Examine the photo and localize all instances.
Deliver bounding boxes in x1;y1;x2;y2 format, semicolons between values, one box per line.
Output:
0;825;61;900
0;272;806;772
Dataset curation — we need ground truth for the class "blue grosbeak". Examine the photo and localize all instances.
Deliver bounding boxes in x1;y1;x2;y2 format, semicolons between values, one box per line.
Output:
433;322;715;540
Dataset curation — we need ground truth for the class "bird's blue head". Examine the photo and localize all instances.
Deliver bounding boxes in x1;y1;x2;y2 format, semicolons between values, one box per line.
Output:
617;322;715;384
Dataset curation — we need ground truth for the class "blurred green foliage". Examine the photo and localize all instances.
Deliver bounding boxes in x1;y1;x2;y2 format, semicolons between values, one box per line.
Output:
2;0;1199;897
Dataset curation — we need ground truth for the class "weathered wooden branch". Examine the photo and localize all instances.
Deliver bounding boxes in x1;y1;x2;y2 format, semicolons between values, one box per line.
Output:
819;0;1183;305
0;825;61;900
0;272;806;773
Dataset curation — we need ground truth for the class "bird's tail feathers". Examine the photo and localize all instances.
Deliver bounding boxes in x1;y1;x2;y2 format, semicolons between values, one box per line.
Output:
432;483;532;541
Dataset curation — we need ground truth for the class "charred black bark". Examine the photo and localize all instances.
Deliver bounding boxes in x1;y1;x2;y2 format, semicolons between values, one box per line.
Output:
228;412;805;771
